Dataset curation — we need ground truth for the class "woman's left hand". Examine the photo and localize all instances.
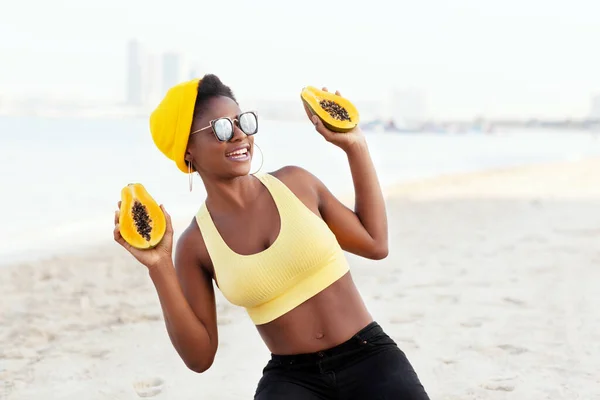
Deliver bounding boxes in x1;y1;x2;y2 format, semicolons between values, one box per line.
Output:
303;87;366;152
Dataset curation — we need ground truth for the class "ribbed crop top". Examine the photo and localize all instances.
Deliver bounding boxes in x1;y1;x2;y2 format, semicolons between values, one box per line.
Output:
195;173;350;325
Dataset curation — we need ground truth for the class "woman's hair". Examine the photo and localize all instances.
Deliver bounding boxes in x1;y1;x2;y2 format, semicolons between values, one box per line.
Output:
193;74;237;119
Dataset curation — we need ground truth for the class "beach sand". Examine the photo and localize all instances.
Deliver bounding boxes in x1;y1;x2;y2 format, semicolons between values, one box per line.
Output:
2;158;600;399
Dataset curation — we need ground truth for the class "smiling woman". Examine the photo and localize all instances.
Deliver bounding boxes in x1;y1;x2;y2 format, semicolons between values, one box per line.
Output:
113;74;430;399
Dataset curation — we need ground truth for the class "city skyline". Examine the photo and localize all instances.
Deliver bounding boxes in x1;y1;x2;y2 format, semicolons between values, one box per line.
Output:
3;36;599;125
1;0;600;120
125;39;200;108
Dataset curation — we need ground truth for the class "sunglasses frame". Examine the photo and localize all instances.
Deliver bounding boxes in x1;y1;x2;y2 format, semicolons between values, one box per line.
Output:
190;111;258;142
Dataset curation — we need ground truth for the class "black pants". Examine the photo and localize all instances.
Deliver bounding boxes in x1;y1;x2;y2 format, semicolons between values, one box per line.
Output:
254;321;430;399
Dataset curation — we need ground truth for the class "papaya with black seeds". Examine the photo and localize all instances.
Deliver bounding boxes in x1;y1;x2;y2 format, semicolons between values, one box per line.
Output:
118;183;166;249
300;86;359;133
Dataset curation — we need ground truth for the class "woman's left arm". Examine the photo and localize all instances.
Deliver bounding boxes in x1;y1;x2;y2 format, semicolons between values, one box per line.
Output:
318;138;389;259
301;89;389;259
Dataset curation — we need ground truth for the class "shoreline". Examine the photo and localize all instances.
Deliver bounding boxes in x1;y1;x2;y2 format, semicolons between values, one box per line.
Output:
3;123;600;270
3;156;600;399
3;156;598;270
382;155;600;199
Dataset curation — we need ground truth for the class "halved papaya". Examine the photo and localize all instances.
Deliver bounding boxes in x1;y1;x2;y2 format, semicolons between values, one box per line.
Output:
118;183;166;249
300;86;359;133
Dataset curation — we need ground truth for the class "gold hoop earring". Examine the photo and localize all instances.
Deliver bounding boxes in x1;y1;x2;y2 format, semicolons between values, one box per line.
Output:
188;161;194;192
250;143;264;175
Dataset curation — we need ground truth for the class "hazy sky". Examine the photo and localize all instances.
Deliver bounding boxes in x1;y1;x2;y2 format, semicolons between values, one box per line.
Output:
1;0;599;119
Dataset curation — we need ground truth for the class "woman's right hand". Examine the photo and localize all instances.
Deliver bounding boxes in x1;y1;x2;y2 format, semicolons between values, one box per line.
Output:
113;201;174;271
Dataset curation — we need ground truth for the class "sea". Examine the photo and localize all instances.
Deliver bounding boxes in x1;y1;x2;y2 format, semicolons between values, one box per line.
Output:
1;114;599;266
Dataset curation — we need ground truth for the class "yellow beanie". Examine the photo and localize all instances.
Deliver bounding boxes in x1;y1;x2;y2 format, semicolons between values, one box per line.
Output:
149;78;201;173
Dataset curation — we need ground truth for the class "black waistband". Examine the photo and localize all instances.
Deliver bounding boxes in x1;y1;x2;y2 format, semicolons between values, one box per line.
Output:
270;321;383;365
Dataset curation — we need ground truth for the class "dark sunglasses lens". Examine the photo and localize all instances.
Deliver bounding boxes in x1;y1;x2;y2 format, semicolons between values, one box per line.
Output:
239;112;258;135
213;118;233;141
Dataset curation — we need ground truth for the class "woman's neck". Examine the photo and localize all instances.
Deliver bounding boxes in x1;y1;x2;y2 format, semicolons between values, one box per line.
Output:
201;173;263;214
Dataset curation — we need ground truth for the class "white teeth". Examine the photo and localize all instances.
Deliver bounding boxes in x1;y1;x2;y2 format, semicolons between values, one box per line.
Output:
226;148;248;157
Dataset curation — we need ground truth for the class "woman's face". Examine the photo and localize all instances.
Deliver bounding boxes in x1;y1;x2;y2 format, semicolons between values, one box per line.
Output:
185;96;256;180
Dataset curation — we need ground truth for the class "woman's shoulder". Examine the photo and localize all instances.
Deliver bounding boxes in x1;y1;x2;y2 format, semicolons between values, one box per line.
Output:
264;165;329;209
268;165;326;194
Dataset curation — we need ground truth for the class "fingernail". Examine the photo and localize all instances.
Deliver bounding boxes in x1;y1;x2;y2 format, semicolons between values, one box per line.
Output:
312;116;318;126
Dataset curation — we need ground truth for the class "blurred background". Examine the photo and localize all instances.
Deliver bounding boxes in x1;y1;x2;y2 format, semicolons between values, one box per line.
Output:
1;0;599;264
2;1;600;399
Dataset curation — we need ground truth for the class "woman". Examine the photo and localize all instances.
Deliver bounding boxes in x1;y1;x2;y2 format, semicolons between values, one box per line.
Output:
113;74;429;399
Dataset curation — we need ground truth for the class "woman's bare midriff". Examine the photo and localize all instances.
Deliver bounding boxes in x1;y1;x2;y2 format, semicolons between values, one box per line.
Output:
255;272;373;355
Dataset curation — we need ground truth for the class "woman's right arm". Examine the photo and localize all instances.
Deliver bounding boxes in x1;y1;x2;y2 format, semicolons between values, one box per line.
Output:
114;204;218;373
148;228;219;373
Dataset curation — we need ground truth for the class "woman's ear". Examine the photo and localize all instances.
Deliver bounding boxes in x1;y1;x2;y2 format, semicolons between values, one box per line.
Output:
183;151;194;173
184;149;193;163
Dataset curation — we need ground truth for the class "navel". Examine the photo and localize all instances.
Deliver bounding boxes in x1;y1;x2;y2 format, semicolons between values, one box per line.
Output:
315;332;325;340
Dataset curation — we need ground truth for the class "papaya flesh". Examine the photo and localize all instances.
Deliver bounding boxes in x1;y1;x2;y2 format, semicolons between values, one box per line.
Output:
300;86;359;133
118;183;166;249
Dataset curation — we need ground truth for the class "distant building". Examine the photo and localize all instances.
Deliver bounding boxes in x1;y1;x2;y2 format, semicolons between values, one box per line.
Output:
143;53;162;107
162;52;183;95
126;41;193;108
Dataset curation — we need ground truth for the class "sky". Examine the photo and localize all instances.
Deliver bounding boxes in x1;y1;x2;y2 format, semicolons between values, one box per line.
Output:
1;0;599;119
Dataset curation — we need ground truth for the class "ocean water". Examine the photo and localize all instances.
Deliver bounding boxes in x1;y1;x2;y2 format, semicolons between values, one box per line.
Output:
1;115;599;266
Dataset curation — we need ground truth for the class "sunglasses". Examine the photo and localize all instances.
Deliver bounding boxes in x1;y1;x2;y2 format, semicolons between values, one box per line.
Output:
190;111;258;142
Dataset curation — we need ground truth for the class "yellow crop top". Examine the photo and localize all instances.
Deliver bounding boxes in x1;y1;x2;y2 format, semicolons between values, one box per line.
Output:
195;173;350;325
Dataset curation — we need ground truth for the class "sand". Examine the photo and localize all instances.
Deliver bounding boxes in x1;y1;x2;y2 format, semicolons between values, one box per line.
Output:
2;158;600;399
